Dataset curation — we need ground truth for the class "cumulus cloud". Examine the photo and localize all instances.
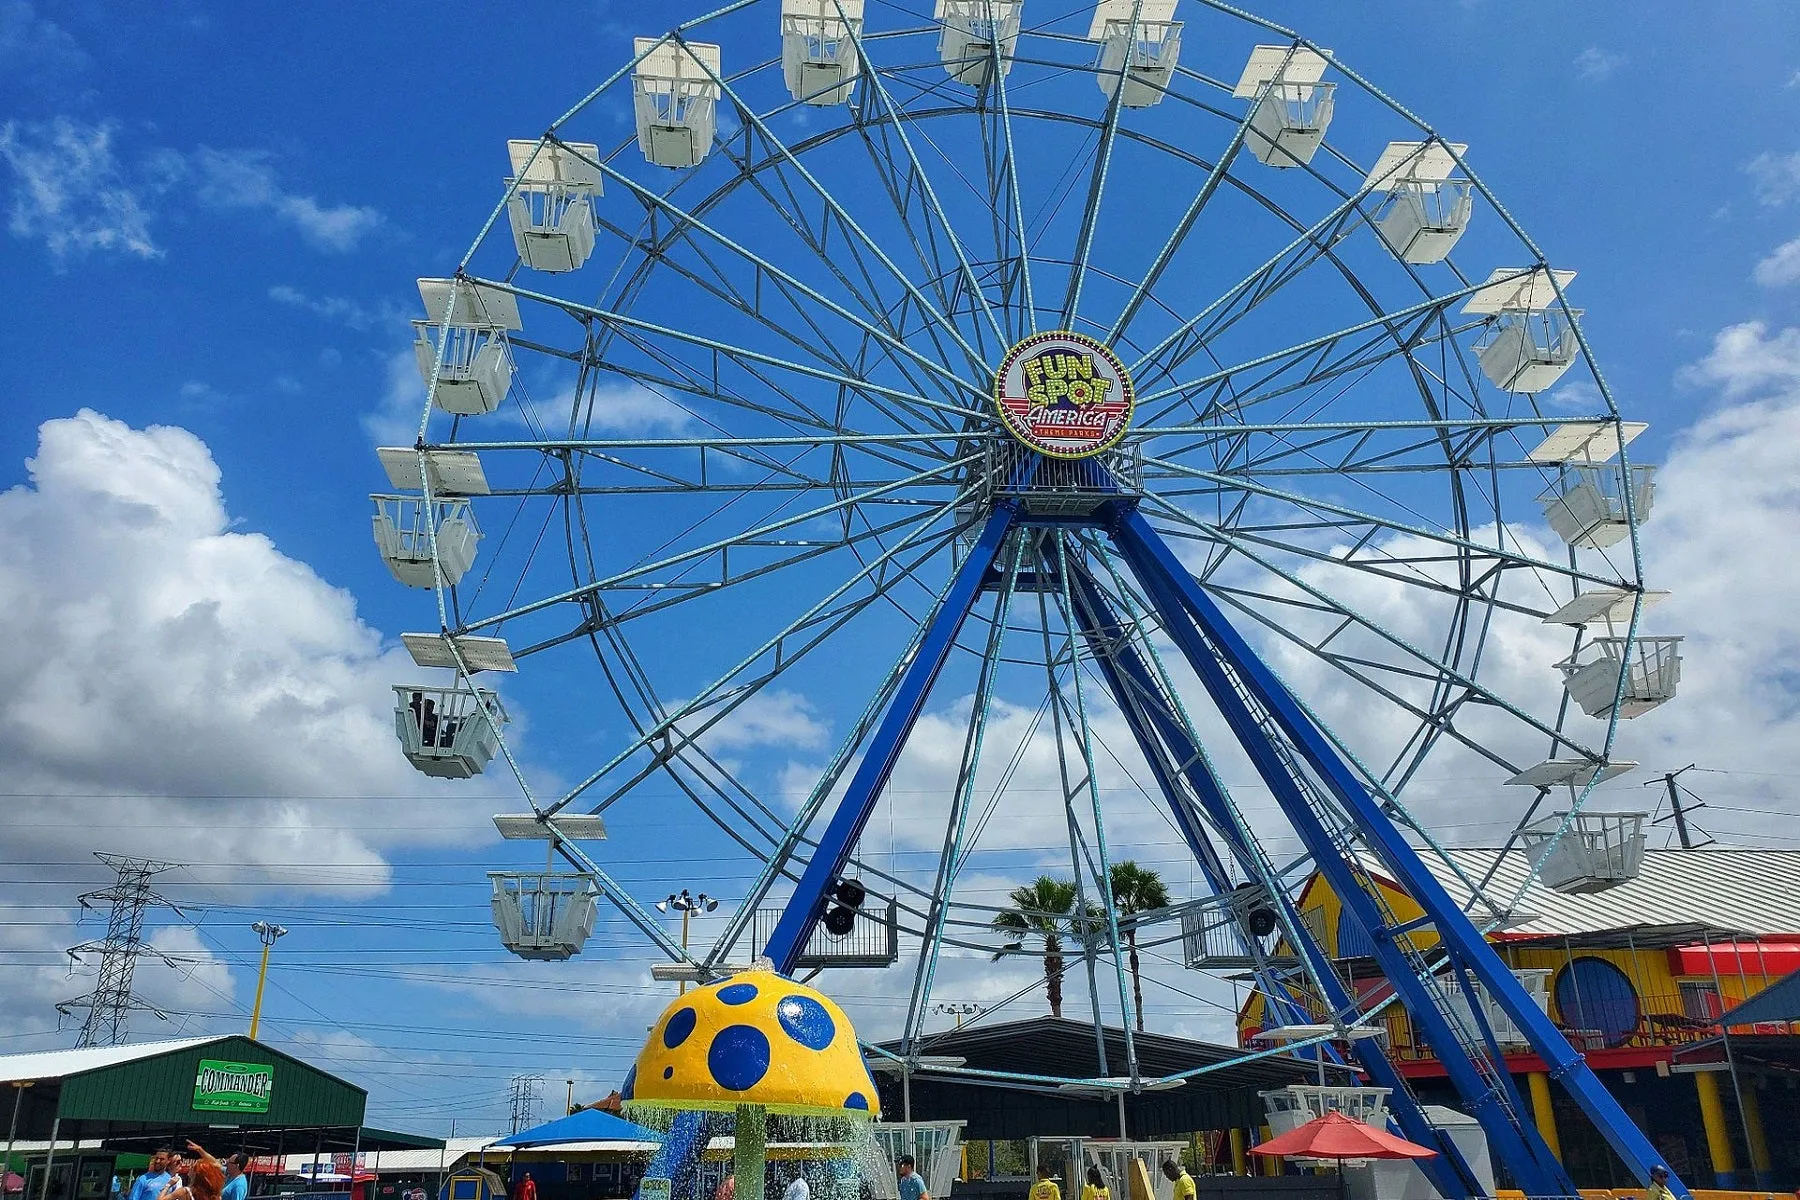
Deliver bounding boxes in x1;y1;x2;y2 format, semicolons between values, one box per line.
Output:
1747;150;1800;207
0;0;89;84
269;284;404;331
1753;235;1800;287
0;118;382;260
0;410;503;1033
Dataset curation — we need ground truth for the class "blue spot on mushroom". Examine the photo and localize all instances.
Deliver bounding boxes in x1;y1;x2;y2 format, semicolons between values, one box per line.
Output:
707;1024;771;1091
620;1065;637;1101
777;994;836;1050
844;1092;869;1111
664;1006;698;1049
717;982;759;1006
663;1066;674;1080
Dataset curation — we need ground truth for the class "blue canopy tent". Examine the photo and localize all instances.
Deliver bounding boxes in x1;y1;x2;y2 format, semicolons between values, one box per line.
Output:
1718;968;1800;1026
495;1108;662;1148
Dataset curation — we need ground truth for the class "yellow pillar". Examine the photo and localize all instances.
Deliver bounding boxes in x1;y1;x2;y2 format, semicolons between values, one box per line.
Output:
1526;1072;1562;1162
1229;1129;1247;1177
1258;1127;1279;1177
1694;1070;1736;1183
1738;1083;1771;1180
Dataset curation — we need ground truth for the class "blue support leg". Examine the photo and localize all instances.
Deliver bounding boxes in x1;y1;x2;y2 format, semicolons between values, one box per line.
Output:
1066;562;1482;1199
762;504;1018;974
1114;509;1683;1196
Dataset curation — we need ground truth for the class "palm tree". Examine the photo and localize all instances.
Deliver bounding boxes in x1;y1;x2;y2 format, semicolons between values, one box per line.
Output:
1109;860;1170;1032
990;876;1080;1017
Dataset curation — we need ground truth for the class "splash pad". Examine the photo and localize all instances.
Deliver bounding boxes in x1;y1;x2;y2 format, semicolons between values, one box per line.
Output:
624;970;889;1200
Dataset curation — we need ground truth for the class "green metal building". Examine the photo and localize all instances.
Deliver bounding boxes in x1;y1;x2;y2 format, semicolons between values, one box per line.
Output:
1;1035;437;1200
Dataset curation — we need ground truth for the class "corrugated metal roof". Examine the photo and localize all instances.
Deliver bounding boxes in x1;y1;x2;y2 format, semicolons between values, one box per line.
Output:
1404;848;1800;938
0;1036;217;1084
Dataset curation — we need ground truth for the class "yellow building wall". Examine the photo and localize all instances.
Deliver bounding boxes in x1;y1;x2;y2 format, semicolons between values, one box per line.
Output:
1237;872;1788;1048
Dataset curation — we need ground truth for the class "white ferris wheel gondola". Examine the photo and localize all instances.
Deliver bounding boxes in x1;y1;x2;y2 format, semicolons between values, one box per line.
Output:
935;0;1022;86
412;277;521;417
1464;265;1581;394
505;139;602;273
1364;140;1473;265
1088;0;1182;109
488;814;607;961
632;38;723;168
1234;44;1335;168
780;0;865;106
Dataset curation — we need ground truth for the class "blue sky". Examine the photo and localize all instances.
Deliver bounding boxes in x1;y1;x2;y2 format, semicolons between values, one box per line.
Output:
3;0;1800;1136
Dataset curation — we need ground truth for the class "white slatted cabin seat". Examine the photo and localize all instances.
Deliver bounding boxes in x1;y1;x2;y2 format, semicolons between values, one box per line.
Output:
1364;141;1473;264
1089;0;1180;109
1559;636;1683;719
489;871;600;959
1234;45;1335;168
412;278;522;416
934;0;1022;87
632;38;723;168
781;0;865;106
1463;266;1582;393
1539;463;1657;549
371;495;480;588
1517;812;1648;894
393;685;506;778
505;139;601;273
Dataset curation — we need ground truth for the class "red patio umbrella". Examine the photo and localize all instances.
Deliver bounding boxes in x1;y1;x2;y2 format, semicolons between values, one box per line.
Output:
1250;1112;1439;1164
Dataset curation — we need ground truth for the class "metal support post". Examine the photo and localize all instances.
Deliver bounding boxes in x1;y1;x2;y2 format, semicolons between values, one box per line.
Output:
1113;509;1678;1196
763;504;1018;973
1066;561;1479;1199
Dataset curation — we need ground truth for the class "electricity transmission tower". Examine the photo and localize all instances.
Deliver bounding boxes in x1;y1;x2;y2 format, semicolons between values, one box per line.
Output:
507;1073;544;1135
58;854;181;1047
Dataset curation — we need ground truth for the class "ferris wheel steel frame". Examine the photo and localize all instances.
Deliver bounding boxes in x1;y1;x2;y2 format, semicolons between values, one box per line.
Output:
388;1;1686;1196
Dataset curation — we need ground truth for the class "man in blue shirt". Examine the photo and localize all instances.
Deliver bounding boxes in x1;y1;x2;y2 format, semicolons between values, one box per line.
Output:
896;1156;928;1200
221;1155;249;1200
127;1152;171;1200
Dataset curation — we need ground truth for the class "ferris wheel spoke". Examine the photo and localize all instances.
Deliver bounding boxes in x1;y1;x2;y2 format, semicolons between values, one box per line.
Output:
1058;26;1137;329
841;19;1009;356
476;275;989;430
699;55;1001;376
574;133;983;412
539;499;969;824
1141;494;1604;764
1143;455;1634;596
595;209;966;434
901;534;1024;1053
459;453;973;636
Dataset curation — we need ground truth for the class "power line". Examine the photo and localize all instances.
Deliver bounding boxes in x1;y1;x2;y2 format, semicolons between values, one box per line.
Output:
1643;764;1716;850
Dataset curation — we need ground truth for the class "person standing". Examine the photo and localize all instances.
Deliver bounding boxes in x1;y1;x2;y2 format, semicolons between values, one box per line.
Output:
1079;1167;1108;1200
896;1157;927;1200
1646;1166;1676;1200
780;1174;809;1200
1159;1162;1194;1200
516;1174;537;1200
220;1157;248;1200
1030;1165;1060;1200
129;1154;171;1200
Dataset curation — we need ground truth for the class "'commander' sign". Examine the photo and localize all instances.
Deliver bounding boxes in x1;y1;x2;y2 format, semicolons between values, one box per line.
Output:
994;330;1135;459
194;1059;275;1113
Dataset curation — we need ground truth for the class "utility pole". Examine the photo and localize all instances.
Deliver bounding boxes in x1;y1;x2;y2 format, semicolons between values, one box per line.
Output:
57;854;180;1047
248;921;289;1040
507;1074;543;1135
1645;764;1714;850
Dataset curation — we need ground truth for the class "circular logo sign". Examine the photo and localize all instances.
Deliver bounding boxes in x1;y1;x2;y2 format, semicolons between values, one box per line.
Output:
993;331;1135;459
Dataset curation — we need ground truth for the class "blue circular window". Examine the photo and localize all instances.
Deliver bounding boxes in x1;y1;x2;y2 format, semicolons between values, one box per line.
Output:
1553;957;1640;1048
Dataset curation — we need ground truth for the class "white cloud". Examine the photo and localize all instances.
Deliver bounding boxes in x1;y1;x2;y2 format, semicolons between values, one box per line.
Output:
269;284;401;331
1747;150;1800;207
0;119;383;260
189;147;382;252
0;409;502;1031
1678;319;1800;397
694;689;829;752
0;118;161;259
0;1;88;82
1573;47;1625;82
1753;234;1800;287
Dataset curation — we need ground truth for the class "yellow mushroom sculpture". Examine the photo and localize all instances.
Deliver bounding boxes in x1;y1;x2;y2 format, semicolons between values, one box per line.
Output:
623;969;882;1117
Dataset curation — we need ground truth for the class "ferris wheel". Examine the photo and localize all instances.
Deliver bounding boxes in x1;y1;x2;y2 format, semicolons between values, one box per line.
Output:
371;2;1687;1195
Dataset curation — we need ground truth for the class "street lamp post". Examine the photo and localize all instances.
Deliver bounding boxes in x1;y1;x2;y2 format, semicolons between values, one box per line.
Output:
655;890;718;993
933;1002;982;1028
248;921;288;1040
